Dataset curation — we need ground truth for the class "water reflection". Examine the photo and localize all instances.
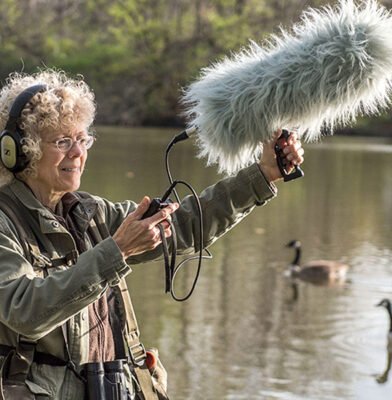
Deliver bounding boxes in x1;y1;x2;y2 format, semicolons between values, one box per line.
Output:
374;299;392;385
83;129;392;399
376;351;392;384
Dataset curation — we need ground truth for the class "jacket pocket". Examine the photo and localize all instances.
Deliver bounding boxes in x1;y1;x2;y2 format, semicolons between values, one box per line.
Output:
0;351;50;400
1;380;50;400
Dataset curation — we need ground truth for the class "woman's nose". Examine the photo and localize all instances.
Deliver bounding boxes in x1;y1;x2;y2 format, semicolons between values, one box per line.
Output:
67;140;85;157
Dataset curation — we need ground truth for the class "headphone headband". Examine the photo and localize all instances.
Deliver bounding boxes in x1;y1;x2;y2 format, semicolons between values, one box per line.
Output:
5;84;47;131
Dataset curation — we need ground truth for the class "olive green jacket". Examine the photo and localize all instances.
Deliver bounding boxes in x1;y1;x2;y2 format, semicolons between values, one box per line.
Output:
0;163;276;399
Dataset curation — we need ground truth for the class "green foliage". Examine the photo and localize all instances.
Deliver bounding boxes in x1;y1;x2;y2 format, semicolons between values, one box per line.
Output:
0;0;390;129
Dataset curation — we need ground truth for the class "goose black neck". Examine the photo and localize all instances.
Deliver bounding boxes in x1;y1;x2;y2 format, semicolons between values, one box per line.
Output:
293;246;301;265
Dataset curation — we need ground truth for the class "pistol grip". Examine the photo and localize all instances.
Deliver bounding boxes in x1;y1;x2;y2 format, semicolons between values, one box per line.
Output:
274;129;304;182
141;198;163;219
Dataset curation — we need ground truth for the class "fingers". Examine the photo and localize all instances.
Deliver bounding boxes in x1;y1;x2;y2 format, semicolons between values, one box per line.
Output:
113;197;179;258
280;131;304;166
268;129;297;152
132;197;178;224
132;196;151;219
157;222;174;239
137;200;178;243
259;128;304;183
283;142;304;165
135;199;177;240
145;223;173;252
145;202;179;226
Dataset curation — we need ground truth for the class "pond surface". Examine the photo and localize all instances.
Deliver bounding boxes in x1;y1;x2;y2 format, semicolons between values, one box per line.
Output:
82;127;392;400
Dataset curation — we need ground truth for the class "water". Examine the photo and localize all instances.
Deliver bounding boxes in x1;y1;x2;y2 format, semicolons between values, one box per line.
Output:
82;127;392;400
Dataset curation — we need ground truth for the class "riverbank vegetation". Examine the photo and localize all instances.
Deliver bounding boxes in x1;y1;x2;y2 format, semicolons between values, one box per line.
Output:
0;0;391;133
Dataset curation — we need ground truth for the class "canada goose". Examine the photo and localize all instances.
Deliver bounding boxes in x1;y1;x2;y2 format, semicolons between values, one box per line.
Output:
285;240;349;285
376;299;392;350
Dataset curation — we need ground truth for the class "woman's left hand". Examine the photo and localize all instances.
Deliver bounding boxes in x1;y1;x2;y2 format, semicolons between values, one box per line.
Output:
113;196;179;258
258;129;304;183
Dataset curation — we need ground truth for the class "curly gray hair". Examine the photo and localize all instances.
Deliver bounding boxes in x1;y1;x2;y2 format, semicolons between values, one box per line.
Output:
0;69;96;186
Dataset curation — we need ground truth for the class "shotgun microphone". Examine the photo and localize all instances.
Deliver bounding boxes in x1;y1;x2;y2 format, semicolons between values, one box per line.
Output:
182;0;392;175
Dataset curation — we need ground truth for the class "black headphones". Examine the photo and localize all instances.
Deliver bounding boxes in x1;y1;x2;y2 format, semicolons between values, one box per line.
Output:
0;84;47;173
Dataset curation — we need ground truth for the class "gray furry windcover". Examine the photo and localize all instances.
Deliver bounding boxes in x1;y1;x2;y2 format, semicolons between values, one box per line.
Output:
182;0;392;175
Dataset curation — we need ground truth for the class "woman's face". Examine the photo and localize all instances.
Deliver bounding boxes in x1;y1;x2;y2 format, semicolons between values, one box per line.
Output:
25;126;89;208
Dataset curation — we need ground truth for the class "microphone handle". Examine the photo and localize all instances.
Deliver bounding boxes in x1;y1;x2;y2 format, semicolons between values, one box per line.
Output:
274;129;304;182
141;198;171;219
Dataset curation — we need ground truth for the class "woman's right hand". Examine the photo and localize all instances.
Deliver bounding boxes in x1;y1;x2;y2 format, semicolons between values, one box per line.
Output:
113;196;179;259
258;129;304;183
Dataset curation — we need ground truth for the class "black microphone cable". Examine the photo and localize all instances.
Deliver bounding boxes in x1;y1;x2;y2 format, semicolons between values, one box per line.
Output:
164;126;195;203
155;127;212;302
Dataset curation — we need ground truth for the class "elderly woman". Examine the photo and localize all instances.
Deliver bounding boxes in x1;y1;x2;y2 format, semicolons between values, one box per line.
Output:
0;70;303;400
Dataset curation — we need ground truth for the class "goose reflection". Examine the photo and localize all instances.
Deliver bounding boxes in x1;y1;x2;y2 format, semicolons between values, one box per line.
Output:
283;280;300;305
375;299;392;384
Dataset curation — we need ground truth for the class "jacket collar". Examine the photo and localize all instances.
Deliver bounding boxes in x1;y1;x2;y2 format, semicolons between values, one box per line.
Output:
6;179;98;232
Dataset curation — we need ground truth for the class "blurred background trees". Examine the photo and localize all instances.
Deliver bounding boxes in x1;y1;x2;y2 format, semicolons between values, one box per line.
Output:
0;0;391;131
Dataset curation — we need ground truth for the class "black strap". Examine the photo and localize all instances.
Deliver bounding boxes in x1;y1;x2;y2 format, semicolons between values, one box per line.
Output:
158;222;177;293
0;344;67;367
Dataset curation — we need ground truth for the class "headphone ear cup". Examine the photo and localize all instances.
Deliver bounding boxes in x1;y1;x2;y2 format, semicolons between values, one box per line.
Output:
1;84;47;173
0;128;28;173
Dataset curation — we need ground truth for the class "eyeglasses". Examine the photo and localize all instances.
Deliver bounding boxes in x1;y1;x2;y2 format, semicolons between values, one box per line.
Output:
50;135;95;153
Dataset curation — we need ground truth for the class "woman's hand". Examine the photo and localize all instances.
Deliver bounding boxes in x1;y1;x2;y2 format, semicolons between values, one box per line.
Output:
258;129;304;183
113;196;179;259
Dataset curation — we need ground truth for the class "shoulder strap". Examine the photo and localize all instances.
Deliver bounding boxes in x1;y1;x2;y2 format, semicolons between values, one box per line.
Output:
82;193;161;400
0;192;40;383
0;192;35;265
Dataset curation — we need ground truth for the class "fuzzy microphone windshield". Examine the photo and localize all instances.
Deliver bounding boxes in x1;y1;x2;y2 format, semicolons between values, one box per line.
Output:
182;0;392;175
